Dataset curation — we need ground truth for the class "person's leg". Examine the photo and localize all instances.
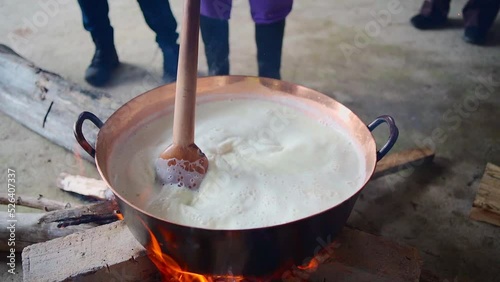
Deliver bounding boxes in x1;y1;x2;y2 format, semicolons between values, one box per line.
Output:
420;0;452;18
411;0;451;30
200;0;231;75
77;0;119;86
137;0;179;82
462;0;500;44
200;16;229;75
255;20;285;79
250;0;293;79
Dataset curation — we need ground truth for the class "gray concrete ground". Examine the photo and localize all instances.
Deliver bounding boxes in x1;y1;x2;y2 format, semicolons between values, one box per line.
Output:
1;0;499;281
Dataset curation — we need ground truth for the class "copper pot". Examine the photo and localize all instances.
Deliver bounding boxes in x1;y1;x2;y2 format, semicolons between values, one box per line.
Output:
74;76;398;277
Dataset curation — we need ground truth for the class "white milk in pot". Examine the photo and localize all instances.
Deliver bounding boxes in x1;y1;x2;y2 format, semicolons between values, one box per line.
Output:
109;98;366;230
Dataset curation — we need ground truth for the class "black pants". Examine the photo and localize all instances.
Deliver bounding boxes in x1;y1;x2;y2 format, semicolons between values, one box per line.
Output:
420;0;500;31
77;0;178;50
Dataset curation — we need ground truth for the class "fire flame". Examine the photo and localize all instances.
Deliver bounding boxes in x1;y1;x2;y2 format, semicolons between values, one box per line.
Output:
139;219;328;282
297;258;319;272
72;143;86;176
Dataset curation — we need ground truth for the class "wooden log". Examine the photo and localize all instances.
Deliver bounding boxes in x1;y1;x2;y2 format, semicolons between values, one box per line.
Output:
469;207;500;228
0;212;93;252
0;193;75;211
472;163;500;213
22;221;421;282
470;163;500;226
57;172;112;200
0;200;120;251
0;44;121;162
39;200;120;227
372;147;434;180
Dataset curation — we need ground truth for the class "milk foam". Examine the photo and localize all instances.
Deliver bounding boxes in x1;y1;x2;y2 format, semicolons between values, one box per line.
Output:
109;99;366;230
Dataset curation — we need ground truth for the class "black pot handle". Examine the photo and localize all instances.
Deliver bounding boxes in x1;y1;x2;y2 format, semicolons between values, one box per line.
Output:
74;111;104;158
367;115;399;162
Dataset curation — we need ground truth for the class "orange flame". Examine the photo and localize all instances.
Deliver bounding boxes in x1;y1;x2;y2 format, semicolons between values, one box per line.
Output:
72;143;86;176
139;219;328;282
297;258;319;272
142;220;245;282
116;213;124;220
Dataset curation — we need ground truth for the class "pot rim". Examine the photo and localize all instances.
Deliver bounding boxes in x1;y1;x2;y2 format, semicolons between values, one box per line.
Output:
95;75;379;232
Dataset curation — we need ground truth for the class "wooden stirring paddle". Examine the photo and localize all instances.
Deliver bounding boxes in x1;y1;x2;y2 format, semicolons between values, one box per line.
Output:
155;0;208;189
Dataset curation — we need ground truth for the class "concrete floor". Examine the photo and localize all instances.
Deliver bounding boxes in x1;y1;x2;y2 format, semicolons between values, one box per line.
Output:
1;0;499;281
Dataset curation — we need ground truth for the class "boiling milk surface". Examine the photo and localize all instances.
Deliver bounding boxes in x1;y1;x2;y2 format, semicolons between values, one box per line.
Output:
109;99;366;229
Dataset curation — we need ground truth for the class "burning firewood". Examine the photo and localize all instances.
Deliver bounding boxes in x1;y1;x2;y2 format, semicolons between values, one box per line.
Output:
0;192;121;252
0;212;93;252
39;200;121;227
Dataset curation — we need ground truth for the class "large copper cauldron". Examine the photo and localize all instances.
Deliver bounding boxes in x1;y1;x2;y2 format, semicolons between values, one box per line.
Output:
74;76;398;277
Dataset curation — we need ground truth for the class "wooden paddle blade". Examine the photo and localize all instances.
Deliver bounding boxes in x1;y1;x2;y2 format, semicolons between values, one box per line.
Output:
156;144;208;189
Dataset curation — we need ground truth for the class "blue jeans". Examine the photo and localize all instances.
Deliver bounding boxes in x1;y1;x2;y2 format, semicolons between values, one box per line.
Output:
77;0;178;49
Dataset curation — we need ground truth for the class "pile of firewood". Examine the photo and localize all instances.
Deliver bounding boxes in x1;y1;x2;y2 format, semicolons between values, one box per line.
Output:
0;173;120;252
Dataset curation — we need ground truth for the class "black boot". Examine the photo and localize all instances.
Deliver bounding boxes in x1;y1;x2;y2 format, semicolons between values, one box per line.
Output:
200;15;230;76
462;0;500;45
410;0;450;30
77;0;119;86
137;0;179;82
463;26;488;45
410;14;448;30
161;45;179;83
255;20;285;80
85;35;119;86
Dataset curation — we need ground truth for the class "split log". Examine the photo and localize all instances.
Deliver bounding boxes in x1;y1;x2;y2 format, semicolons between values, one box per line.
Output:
0;193;75;211
0;212;93;252
0;44;121;162
57;172;112;200
0;200;120;251
39;200;120;227
469;208;500;227
22;221;422;282
470;163;500;226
